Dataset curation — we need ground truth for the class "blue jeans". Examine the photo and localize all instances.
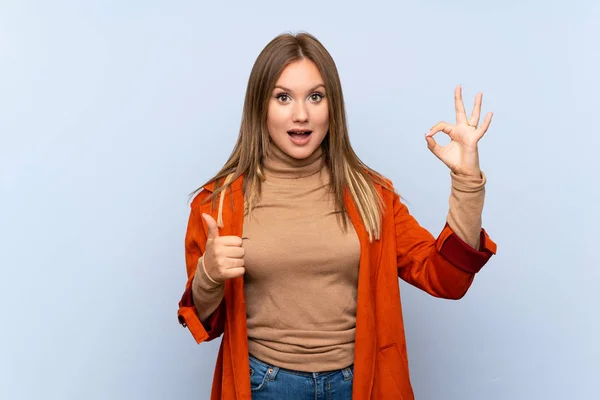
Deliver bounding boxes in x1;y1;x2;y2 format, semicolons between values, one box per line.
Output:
249;354;354;400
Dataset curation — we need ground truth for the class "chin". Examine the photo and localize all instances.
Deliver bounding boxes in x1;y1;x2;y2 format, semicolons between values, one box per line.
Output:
283;145;320;160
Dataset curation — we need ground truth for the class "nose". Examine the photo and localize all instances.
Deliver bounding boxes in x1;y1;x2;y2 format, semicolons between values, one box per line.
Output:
292;101;308;123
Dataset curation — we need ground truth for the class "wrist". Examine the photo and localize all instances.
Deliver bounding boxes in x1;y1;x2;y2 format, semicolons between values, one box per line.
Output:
195;256;223;289
451;166;481;179
450;170;486;192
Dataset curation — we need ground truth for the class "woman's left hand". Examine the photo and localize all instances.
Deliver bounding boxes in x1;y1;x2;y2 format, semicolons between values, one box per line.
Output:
425;85;493;177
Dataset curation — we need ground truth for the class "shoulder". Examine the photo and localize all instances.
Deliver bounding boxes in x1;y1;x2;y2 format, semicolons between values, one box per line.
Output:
189;174;245;213
363;167;398;200
189;189;212;214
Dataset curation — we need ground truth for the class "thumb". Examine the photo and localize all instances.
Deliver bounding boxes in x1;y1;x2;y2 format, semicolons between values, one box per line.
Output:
202;213;220;240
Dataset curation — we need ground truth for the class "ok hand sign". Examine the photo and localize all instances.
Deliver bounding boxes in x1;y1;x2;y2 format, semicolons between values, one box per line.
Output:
425;85;493;177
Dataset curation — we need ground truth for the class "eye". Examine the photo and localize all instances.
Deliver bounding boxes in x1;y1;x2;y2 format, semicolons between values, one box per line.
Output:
309;92;325;102
275;93;291;103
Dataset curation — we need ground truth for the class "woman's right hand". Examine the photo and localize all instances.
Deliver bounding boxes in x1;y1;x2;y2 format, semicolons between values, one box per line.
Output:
200;213;246;284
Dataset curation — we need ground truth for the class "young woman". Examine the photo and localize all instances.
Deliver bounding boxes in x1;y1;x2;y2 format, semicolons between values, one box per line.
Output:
177;32;497;400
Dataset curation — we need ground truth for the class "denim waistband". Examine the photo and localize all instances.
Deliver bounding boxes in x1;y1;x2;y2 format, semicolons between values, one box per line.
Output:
249;353;354;380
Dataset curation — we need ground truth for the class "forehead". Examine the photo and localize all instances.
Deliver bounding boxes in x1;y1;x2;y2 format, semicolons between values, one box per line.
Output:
275;58;324;89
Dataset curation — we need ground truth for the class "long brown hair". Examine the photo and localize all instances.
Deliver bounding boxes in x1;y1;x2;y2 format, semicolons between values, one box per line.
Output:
193;32;393;241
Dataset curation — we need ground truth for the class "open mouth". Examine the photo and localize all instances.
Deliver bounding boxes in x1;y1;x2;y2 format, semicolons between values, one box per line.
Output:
287;130;313;145
287;130;313;138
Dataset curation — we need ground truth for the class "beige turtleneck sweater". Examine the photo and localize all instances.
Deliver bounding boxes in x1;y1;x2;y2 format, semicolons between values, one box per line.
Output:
243;146;360;371
192;145;486;372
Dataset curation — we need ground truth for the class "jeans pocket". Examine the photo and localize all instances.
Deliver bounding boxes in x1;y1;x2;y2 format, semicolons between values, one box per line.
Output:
341;365;354;381
249;355;277;392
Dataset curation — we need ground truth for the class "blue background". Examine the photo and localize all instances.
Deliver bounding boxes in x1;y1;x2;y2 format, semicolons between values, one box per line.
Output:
1;1;598;399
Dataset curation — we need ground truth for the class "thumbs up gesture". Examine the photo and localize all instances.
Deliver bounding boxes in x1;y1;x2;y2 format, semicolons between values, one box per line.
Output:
200;213;246;284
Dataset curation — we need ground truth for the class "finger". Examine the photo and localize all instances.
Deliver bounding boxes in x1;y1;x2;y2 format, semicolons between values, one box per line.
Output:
228;258;245;269
469;92;483;127
202;213;220;240
214;235;244;247
454;85;468;125
224;246;245;259
222;267;246;280
427;121;455;138
425;135;443;159
477;112;493;138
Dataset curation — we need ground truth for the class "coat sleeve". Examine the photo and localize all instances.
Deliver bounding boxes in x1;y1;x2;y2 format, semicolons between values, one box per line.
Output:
177;203;226;343
393;193;497;299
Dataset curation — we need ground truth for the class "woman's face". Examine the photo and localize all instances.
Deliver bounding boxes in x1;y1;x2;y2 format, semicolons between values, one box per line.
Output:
267;58;329;160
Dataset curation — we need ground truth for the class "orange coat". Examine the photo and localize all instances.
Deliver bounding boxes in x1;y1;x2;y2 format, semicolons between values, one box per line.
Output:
177;175;497;399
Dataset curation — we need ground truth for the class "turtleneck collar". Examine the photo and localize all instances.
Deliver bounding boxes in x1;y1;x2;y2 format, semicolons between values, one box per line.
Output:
263;142;325;179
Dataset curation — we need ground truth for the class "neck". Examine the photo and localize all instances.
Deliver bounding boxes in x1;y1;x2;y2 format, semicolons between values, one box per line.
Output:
262;142;325;179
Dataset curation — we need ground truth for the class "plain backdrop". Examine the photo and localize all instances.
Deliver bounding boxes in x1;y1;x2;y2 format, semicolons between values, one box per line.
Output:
1;1;598;399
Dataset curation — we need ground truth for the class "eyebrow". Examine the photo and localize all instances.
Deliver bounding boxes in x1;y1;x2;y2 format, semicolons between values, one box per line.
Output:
273;83;326;93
